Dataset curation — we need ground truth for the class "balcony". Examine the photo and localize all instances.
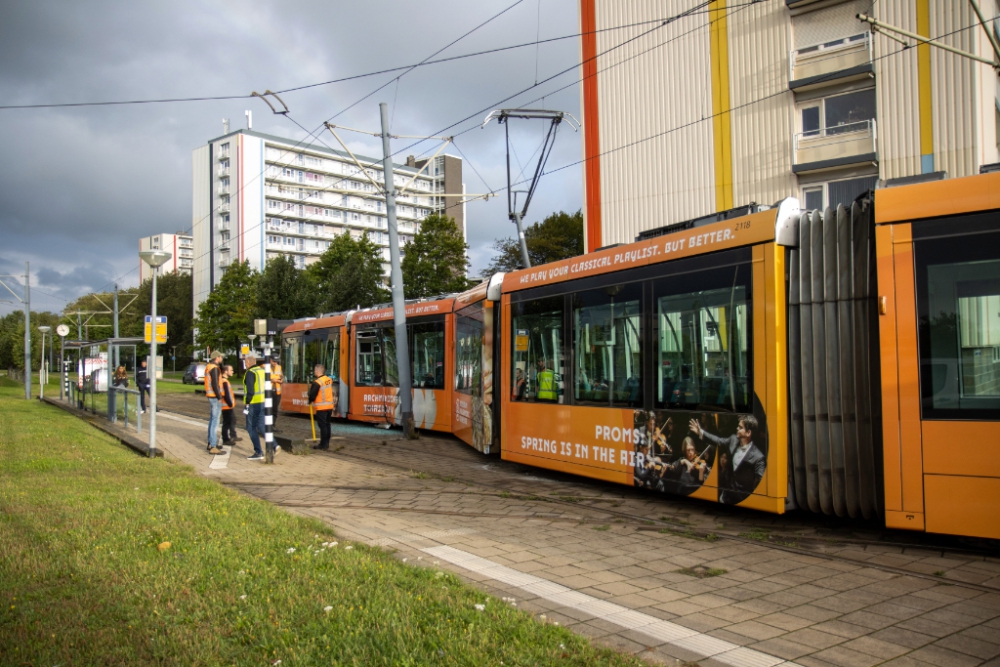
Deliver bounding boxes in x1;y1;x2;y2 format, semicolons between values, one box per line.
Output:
217;165;230;177
790;33;873;91
217;184;230;195
793;119;877;174
217;202;230;214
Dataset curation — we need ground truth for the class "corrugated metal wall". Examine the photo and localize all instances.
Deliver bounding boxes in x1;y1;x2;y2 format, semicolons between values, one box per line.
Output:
727;1;796;212
929;2;978;178
866;0;993;180
873;1;921;180
593;1;715;245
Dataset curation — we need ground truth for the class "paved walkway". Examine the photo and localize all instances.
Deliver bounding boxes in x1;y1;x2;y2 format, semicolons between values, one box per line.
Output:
126;397;1000;666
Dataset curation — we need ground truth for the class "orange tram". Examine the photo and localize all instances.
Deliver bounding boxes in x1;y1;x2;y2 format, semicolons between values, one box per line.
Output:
280;171;1000;540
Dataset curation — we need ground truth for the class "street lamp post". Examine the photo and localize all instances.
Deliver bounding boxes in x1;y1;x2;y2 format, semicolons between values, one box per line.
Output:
37;325;51;399
139;250;172;458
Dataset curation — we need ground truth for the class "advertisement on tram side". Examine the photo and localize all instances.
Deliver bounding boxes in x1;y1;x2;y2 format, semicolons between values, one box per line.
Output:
503;403;769;507
453;301;494;453
349;385;449;431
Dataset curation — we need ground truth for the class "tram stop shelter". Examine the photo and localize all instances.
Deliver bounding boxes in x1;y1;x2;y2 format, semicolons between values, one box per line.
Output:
62;336;146;428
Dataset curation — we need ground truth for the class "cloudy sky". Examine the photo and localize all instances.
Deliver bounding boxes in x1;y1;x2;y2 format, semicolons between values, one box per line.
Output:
0;0;585;316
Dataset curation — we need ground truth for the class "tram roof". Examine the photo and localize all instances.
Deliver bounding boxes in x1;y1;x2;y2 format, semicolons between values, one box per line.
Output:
283;313;347;333
350;296;456;325
874;170;1000;225
502;198;800;293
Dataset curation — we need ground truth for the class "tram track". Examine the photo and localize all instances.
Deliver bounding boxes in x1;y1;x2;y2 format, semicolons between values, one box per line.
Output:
161;404;1000;587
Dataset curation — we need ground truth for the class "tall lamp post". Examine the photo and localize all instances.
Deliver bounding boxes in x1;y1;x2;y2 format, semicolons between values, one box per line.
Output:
139;250;172;458
37;325;51;399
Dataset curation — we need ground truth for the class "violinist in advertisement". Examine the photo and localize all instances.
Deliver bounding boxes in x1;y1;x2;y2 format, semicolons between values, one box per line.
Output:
690;414;765;501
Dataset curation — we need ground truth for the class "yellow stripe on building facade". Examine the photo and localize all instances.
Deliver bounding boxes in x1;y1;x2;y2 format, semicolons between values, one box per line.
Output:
709;0;734;212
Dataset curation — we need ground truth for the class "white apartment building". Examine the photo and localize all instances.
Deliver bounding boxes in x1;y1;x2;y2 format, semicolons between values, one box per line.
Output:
192;129;455;314
578;0;1000;250
139;232;194;282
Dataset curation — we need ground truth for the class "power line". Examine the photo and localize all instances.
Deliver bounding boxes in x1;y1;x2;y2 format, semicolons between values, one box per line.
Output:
0;4;755;112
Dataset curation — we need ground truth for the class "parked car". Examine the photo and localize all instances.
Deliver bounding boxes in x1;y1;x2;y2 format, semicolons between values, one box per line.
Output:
182;362;206;385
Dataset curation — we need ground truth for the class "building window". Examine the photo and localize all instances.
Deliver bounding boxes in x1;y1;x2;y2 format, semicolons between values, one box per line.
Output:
800;175;877;210
799;88;876;138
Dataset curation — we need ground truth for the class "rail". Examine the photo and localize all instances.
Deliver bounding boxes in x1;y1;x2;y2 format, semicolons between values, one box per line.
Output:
789;32;871;82
793;118;877;152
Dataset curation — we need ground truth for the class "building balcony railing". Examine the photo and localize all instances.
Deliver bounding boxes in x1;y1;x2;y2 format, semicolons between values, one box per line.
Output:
217;184;230;194
178;239;193;248
793;119;877;173
789;32;872;89
217;166;230;177
217;202;230;214
217;151;229;161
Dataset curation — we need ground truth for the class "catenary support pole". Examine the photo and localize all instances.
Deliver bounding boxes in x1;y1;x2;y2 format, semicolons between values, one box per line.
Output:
148;266;159;458
379;101;415;438
24;262;30;400
113;284;119;368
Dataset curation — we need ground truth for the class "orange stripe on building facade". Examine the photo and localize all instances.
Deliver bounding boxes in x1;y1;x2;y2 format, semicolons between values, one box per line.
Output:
580;0;602;253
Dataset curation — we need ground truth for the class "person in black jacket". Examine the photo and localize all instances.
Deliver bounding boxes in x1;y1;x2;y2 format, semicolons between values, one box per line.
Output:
136;359;150;413
689;414;765;504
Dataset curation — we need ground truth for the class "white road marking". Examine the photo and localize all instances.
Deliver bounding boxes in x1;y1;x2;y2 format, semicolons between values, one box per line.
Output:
209;445;232;469
158;411;207;428
422;545;800;667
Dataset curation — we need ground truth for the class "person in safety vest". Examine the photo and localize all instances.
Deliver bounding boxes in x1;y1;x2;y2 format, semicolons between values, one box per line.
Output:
270;355;283;430
308;364;335;450
220;364;239;446
536;358;557;401
243;355;273;461
204;351;224;454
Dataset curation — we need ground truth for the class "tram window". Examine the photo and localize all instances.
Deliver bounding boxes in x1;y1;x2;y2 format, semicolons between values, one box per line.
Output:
572;283;642;407
915;228;1000;419
456;303;484;396
655;265;751;411
304;330;339;382
411;321;445;389
381;327;399;387
283;335;302;383
512;296;565;402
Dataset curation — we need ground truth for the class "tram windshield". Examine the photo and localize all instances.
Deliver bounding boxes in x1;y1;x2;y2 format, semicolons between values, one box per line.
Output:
283;334;303;383
304;329;339;382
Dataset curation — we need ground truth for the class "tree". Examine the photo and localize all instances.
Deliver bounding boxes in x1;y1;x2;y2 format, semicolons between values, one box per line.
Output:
256;255;317;319
483;210;584;275
401;213;474;298
309;234;389;313
194;260;258;353
0;310;62;371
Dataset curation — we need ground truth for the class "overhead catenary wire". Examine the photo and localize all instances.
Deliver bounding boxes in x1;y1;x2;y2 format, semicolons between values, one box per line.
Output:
0;3;760;112
163;0;752;303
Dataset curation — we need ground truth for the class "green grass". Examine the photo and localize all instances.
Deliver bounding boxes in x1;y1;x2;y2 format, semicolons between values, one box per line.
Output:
0;378;646;666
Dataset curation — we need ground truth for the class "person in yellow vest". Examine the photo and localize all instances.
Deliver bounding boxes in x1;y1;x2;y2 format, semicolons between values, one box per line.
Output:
243;355;269;461
308;363;335;450
536;358;557;401
204;351;224;454
270;355;283;430
220;364;238;446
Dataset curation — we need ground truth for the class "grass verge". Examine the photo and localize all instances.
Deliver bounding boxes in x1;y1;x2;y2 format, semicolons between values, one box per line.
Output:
0;378;646;666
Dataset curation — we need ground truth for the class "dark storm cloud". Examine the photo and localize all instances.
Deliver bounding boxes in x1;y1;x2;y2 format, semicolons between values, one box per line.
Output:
0;0;587;316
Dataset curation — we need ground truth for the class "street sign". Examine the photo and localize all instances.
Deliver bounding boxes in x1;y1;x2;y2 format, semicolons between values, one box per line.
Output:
240;344;250;356
56;324;69;337
144;316;167;344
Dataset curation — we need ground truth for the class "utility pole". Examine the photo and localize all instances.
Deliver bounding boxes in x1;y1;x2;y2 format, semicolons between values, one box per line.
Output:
379;102;415;438
24;262;30;400
113;284;120;369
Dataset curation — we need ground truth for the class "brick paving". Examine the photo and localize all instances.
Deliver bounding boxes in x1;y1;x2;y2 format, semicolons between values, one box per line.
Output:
119;395;1000;666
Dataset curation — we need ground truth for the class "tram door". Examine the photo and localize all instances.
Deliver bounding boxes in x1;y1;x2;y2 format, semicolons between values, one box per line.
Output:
877;189;1000;539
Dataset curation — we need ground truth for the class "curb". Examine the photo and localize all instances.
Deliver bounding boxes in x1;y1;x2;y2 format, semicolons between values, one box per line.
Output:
42;397;163;458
